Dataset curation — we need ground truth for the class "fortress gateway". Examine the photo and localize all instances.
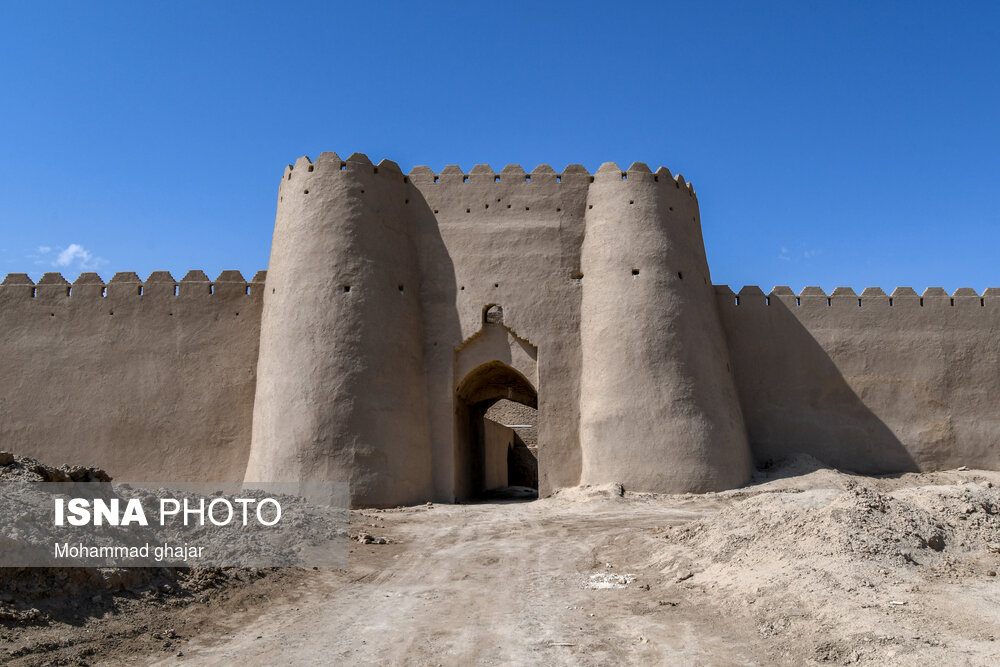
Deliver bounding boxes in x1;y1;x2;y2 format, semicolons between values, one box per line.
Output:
2;153;998;507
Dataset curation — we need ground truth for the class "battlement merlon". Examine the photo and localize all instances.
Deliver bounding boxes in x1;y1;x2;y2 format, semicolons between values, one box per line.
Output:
716;284;1000;308
282;152;697;193
0;270;266;302
278;154;698;225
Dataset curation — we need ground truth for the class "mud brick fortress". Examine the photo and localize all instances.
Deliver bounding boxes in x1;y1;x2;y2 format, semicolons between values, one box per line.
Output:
2;152;998;506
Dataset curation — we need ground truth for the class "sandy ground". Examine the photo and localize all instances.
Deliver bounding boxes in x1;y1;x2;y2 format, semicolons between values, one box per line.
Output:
5;457;1000;666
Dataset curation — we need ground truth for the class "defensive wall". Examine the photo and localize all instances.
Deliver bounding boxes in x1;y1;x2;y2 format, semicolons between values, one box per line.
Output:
716;284;1000;473
1;151;997;507
0;270;264;482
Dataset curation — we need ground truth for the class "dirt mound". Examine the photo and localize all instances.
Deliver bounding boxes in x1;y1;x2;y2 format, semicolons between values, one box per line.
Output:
0;451;111;483
643;459;1000;663
0;452;282;630
0;566;272;626
673;481;999;572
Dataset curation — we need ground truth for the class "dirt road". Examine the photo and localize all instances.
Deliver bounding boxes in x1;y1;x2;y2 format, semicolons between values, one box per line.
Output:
157;492;759;665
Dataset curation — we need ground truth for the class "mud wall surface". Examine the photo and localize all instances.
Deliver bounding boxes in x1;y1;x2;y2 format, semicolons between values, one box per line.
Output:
717;285;1000;472
0;270;263;482
245;153;434;507
578;162;751;493
483;419;514;490
408;162;590;498
485;399;538;447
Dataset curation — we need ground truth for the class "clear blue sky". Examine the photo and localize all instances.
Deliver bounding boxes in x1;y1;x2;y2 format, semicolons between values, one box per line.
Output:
1;2;998;293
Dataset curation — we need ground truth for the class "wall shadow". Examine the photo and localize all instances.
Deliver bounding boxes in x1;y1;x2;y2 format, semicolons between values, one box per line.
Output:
406;185;464;502
721;294;919;474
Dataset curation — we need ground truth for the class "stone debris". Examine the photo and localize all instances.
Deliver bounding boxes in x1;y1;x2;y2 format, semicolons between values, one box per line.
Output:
584;572;636;589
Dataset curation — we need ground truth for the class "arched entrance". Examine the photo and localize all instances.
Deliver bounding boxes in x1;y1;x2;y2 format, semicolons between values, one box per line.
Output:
454;360;539;501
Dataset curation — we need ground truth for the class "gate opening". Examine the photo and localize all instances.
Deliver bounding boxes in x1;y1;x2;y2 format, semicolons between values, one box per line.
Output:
454;361;538;502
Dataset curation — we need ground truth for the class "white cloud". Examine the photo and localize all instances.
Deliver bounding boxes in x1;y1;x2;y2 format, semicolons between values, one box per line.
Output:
38;246;51;254
51;244;106;271
55;244;91;267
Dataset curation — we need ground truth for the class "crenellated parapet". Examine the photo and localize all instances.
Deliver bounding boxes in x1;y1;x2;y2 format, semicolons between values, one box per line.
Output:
279;154;697;226
717;284;1000;310
0;270;264;306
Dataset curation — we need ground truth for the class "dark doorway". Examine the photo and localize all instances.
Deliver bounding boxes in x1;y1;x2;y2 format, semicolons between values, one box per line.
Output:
454;361;539;501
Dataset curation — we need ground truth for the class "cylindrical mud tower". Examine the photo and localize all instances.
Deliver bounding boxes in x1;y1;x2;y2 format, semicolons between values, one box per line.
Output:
578;162;752;492
244;152;434;507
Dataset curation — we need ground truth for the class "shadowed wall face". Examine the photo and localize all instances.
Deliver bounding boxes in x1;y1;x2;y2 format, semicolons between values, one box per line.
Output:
0;270;263;482
717;286;1000;472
